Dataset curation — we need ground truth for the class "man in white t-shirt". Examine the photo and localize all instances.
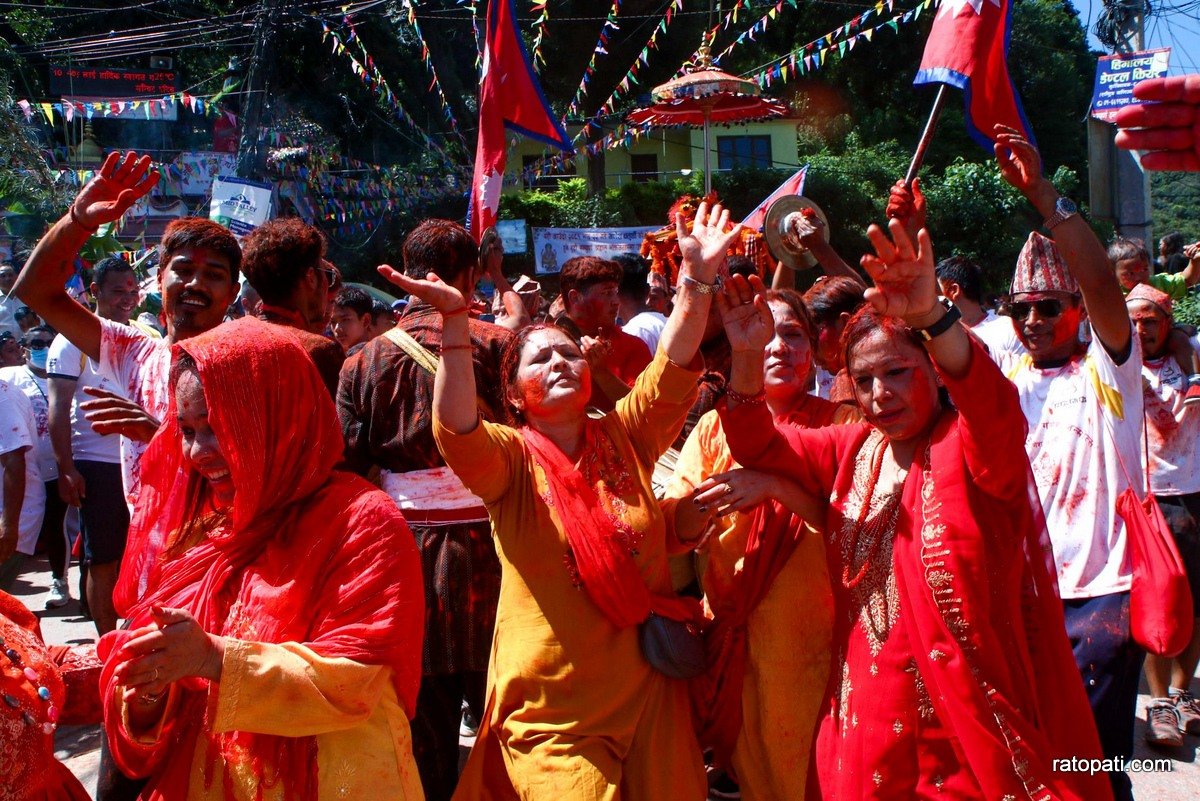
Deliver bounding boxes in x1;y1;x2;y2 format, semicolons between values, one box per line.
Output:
0;325;69;608
935;255;1026;371
13;152;240;520
995;129;1144;801
616;253;667;356
0;380;44;591
47;256;139;633
1124;283;1200;747
0;262;20;337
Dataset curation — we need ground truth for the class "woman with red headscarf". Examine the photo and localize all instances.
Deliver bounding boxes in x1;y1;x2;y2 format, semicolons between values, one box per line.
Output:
98;317;424;800
384;203;740;800
715;220;1112;800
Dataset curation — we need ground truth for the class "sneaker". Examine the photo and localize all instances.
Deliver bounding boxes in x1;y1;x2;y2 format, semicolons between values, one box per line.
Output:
1172;691;1200;735
44;578;70;609
1146;701;1184;748
1185;375;1200;406
459;709;479;738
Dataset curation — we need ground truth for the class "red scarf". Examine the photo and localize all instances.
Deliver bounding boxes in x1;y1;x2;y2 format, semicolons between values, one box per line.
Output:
101;318;422;801
522;422;700;628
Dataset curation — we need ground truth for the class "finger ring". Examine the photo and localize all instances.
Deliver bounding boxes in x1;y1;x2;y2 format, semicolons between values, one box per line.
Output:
152;666;161;683
725;484;734;495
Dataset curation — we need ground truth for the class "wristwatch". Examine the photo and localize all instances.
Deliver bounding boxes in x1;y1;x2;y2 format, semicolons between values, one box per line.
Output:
1044;196;1078;230
914;304;961;342
680;273;722;295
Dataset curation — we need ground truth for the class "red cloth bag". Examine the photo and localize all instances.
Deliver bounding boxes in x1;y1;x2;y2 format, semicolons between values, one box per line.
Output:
1118;487;1195;657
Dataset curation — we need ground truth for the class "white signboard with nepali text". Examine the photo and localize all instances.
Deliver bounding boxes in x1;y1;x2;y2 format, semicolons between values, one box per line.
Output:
533;226;655;275
209;177;273;238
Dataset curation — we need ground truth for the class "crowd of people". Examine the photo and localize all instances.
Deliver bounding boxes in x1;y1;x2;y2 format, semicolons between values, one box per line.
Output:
0;111;1198;801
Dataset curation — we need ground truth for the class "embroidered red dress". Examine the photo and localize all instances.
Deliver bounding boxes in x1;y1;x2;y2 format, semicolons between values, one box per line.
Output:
720;340;1112;801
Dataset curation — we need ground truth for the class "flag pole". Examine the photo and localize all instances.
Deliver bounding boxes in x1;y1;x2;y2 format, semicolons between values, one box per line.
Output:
903;84;949;187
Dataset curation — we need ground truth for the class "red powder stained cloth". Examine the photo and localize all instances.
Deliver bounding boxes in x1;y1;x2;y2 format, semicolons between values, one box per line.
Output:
100;317;423;800
0;592;91;801
719;339;1113;801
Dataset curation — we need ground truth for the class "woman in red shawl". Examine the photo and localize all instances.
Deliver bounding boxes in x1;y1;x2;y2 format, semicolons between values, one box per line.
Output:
716;220;1111;800
97;317;425;800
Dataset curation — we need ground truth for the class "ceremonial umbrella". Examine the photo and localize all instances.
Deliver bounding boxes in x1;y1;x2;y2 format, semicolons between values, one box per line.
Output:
627;48;788;194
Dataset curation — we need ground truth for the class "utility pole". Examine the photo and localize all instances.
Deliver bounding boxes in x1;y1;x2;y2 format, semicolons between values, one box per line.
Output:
236;0;283;179
1090;1;1152;246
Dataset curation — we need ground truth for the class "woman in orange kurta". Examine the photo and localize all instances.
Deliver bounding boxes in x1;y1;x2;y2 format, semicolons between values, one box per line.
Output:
664;289;859;800
384;203;743;800
98;318;425;800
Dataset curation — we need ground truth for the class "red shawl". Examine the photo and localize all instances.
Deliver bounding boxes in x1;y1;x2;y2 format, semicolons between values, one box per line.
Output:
100;317;423;801
720;340;1112;801
522;422;701;628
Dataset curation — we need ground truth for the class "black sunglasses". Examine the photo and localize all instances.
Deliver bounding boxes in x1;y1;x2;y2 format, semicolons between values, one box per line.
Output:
1007;298;1070;320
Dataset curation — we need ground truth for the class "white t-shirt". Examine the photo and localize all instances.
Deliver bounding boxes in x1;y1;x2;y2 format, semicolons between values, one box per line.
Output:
1142;355;1200;496
97;318;171;509
0;366;55;481
1008;328;1145;600
0;294;19;338
811;366;836;400
971;309;1027;374
0;380;45;554
622;311;668;357
46;333;122;464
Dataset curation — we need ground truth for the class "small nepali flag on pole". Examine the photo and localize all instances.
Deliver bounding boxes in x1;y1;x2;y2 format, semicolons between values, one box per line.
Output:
913;0;1033;150
741;166;808;231
470;0;573;241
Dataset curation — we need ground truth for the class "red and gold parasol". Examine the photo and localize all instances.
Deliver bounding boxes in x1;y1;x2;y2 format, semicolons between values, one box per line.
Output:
627;47;788;194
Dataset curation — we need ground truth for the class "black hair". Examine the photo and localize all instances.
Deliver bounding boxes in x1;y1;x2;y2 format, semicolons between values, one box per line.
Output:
935;256;984;303
614;252;651;303
332;286;373;316
91;256;134;290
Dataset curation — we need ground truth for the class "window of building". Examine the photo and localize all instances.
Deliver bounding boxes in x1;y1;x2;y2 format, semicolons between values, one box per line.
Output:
629;153;659;183
715;135;772;170
522;155;576;190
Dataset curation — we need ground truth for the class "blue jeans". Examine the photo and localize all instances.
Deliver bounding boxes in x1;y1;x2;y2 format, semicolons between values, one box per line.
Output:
1063;591;1144;801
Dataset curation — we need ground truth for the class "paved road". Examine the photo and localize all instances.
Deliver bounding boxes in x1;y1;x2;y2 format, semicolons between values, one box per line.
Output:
11;555;1200;799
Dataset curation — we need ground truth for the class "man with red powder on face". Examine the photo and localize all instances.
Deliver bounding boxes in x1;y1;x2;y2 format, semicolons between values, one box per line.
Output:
13;153;240;630
554;255;652;412
992;126;1145;801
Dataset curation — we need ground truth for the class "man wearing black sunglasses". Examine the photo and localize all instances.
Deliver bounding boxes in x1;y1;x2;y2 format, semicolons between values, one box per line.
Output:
995;125;1145;801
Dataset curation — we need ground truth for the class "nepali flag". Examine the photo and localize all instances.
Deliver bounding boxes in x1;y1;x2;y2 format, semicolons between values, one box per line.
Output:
741;166;807;231
469;0;573;240
913;0;1033;150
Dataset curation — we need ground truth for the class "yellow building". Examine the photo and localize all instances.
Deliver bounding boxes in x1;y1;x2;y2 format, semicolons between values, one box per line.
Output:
507;118;801;190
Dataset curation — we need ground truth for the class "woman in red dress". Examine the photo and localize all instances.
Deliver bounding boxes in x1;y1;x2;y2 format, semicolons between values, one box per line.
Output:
97;317;425;800
716;220;1111;800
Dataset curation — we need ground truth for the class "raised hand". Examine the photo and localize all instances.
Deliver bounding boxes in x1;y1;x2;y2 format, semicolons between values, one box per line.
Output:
377;265;468;315
716;274;774;354
860;218;938;324
71;151;159;230
993;124;1044;196
885;177;927;240
81;387;160;442
676;201;743;284
692;468;782;516
1115;75;1200;171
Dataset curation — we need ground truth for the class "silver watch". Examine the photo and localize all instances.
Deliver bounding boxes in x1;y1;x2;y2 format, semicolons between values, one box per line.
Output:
1044;196;1078;230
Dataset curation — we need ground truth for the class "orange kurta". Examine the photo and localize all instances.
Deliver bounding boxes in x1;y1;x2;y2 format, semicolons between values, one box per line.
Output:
663;400;857;801
435;352;706;801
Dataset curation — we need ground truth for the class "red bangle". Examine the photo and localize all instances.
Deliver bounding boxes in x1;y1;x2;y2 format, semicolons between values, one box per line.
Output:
442;306;470;318
68;204;98;233
441;344;472;353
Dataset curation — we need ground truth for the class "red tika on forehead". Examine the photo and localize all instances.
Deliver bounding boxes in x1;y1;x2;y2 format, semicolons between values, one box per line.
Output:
1010;231;1079;296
